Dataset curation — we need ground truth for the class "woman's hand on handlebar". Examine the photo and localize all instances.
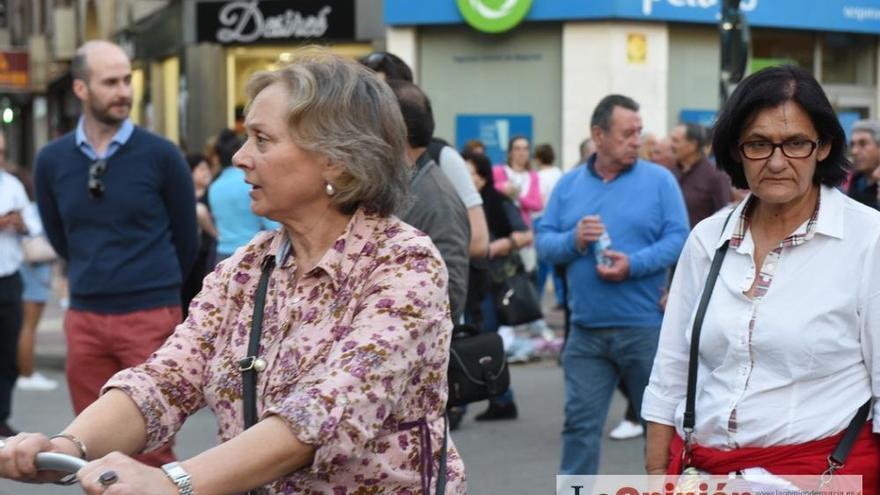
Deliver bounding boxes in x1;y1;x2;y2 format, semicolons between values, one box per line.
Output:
0;433;176;493
77;451;178;495
0;432;70;483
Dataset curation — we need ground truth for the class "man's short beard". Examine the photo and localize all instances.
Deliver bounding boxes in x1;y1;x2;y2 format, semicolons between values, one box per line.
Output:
90;101;129;126
86;85;129;126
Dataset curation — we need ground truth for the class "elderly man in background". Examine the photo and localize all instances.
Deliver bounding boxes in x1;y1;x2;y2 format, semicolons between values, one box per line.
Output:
848;119;880;209
670;123;731;228
649;136;676;170
537;94;689;475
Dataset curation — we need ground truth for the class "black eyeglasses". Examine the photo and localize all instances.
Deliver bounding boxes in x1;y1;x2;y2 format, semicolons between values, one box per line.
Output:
88;159;106;198
738;139;819;160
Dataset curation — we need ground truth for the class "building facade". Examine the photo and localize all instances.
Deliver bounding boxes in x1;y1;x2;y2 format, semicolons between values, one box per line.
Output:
117;0;384;155
385;0;880;169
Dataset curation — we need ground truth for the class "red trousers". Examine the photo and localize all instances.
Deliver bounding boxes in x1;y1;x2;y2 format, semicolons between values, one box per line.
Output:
64;306;181;467
668;422;880;495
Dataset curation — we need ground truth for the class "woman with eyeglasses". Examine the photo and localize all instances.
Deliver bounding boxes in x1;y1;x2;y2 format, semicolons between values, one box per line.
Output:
0;48;465;495
643;66;880;493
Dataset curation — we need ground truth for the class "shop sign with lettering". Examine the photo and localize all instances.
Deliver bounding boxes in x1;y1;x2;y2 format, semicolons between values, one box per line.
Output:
386;0;880;35
196;0;355;44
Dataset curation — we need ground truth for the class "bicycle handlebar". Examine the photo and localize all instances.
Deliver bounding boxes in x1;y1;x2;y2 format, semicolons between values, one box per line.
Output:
34;452;87;473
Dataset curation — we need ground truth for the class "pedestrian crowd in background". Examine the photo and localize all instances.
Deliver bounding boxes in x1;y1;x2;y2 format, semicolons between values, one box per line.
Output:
0;40;880;493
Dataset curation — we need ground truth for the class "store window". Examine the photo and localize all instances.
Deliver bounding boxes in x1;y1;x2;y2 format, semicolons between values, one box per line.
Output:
225;44;372;129
751;30;814;73
822;33;876;85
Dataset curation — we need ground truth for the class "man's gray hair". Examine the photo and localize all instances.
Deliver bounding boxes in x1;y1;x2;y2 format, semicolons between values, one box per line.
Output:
852;119;880;143
244;47;410;217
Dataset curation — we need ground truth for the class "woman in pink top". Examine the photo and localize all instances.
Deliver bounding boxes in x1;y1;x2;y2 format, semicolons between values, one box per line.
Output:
493;136;543;277
492;135;543;228
0;48;465;494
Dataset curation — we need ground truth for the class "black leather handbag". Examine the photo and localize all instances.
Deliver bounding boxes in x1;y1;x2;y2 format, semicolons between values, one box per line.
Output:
447;325;510;407
489;253;543;326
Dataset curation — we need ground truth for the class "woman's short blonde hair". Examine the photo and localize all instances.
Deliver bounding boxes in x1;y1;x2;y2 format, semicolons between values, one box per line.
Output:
244;47;409;217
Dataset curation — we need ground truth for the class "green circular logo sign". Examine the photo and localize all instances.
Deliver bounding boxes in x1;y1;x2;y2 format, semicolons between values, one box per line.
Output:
457;0;533;34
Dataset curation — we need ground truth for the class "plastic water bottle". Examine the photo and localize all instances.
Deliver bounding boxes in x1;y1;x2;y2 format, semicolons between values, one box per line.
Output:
594;231;613;267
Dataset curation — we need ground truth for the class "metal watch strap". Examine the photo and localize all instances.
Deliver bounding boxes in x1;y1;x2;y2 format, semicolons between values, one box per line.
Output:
162;461;194;495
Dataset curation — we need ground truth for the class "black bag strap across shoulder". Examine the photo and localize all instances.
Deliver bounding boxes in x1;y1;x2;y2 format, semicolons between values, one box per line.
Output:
682;230;729;434
240;254;275;495
683;209;869;470
241;254;276;431
683;210;734;434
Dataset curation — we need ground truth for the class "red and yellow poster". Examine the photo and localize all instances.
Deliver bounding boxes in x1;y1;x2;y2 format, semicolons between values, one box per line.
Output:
0;51;28;89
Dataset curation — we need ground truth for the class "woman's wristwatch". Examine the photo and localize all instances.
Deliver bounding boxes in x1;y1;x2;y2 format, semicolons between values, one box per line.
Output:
161;462;194;494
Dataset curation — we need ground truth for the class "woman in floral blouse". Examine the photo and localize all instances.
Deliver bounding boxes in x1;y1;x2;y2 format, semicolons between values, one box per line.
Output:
0;48;466;494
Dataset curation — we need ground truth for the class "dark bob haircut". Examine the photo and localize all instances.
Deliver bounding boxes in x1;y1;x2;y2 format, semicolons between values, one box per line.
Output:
712;65;850;189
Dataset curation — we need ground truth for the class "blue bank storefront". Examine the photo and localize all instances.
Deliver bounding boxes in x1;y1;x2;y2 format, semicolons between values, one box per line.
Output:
384;0;880;168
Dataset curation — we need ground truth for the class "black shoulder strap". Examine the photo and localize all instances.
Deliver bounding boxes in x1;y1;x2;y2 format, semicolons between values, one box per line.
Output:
241;255;276;431
240;255;275;495
683;210;734;432
829;400;871;468
682;241;729;432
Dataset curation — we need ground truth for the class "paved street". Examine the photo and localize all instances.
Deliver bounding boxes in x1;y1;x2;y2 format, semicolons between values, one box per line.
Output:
1;293;646;494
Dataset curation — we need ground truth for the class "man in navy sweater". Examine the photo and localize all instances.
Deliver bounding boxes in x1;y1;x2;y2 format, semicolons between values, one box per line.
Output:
537;95;689;475
33;41;197;466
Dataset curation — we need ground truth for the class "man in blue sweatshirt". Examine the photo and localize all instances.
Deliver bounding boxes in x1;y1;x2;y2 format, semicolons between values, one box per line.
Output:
537;94;689;475
33;41;197;466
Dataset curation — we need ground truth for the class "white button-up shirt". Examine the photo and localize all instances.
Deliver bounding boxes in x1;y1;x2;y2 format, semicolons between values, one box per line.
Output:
643;185;880;448
0;170;38;277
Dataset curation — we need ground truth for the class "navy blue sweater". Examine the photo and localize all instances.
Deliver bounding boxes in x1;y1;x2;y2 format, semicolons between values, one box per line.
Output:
34;127;198;313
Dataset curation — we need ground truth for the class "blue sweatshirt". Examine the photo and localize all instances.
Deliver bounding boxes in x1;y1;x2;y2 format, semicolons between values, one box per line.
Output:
536;158;689;329
34;127;198;313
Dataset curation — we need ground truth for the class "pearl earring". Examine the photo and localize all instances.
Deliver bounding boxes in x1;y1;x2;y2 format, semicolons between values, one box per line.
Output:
325;183;335;196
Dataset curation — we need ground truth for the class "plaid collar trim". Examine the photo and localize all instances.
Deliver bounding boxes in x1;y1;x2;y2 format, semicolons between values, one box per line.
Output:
728;195;821;249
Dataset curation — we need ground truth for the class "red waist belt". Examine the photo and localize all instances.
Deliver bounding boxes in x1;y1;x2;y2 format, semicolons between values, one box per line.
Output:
667;422;880;495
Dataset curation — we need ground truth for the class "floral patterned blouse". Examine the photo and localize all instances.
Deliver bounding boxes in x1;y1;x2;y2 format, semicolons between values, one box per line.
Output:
104;208;467;494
